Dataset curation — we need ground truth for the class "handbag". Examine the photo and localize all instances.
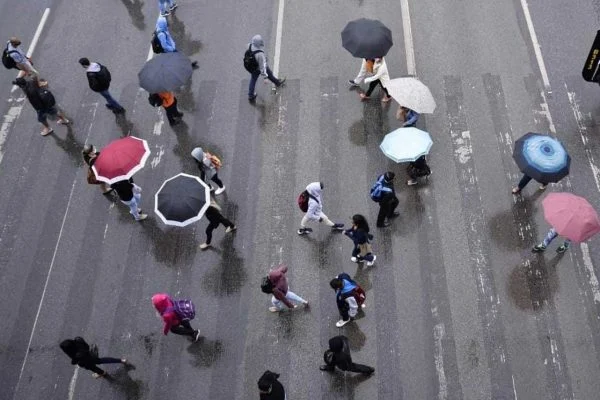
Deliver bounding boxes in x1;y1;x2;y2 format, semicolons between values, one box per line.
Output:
87;167;100;185
358;242;373;257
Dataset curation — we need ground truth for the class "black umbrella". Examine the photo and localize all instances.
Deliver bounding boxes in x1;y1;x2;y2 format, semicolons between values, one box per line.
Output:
138;52;193;93
341;18;393;59
154;173;211;227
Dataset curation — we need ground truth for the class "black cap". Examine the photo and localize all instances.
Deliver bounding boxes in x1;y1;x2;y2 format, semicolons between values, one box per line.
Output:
384;171;395;182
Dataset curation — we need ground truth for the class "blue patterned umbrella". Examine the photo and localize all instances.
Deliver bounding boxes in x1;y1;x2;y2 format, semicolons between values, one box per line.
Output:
513;132;570;184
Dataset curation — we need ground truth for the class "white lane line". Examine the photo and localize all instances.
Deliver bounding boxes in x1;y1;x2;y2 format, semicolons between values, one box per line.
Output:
400;0;416;76
11;8;51;93
147;45;153;61
519;0;551;93
272;0;285;77
67;367;79;400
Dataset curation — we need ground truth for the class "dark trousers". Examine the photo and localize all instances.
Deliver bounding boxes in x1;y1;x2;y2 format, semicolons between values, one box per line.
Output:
164;98;183;125
376;196;399;226
248;67;280;97
205;214;235;244
345;363;375;374
517;174;532;190
170;320;196;337
200;170;224;189
365;80;389;97
351;246;374;262
83;357;122;375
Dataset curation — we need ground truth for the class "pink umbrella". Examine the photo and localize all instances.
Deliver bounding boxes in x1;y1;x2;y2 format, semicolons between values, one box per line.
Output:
542;192;600;242
92;136;150;184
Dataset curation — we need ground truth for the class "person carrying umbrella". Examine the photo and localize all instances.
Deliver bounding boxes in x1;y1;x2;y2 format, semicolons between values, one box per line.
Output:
199;200;237;250
358;57;392;102
111;178;147;221
397;106;419;127
407;155;431;186
149;91;184;126
82;144;114;195
532;193;600;254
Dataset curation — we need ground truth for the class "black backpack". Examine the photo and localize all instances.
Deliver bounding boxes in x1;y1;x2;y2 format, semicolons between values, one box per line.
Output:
243;44;262;73
151;32;164;54
2;46;17;69
260;276;274;294
38;87;55;108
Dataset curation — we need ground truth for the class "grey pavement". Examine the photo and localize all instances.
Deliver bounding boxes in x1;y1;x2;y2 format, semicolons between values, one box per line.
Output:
1;0;600;399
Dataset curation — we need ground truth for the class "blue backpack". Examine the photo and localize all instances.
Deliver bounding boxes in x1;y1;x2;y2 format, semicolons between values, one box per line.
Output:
370;176;392;202
170;299;196;321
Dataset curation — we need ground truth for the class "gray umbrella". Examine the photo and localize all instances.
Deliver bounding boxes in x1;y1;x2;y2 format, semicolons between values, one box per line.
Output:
138;52;193;93
341;18;393;59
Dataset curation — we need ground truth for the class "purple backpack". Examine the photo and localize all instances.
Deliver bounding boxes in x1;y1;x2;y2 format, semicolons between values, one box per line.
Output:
170;299;196;321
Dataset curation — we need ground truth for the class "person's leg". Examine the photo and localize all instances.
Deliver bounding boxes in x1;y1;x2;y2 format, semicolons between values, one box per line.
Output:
172;97;183;117
285;290;308;305
319;213;335;227
87;364;106;376
379;82;391;101
158;0;168;14
170;320;196;337
542;227;558;247
271;295;284;311
265;67;281;86
37;110;52;134
348;363;375;374
121;199;141;220
364;81;378;97
248;72;260;99
211;174;224;188
217;213;235;229
204;221;220;245
387;197;400;217
96;357;124;364
99;90;124;111
517;174;532;190
376;203;389;227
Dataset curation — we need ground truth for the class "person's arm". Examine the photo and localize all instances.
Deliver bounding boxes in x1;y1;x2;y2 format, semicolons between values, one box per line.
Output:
158;32;176;52
274;264;288;274
273;288;294;308
354;59;367;83
346;296;358;317
10;48;26;64
364;62;386;83
403;110;419;127
255;52;267;77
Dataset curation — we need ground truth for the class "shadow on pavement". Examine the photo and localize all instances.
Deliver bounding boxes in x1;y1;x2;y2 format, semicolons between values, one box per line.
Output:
187;337;223;368
508;253;562;311
106;364;147;400
50;125;85;167
139;216;199;267
325;370;373;399
348;120;366;146
119;0;146;30
116;113;135;137
201;233;247;296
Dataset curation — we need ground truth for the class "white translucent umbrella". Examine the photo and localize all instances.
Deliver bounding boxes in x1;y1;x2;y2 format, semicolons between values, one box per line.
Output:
380;127;433;163
386;77;436;114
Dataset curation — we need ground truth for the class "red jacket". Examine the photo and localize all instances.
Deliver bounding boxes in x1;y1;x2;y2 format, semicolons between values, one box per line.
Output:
268;265;294;308
152;293;180;335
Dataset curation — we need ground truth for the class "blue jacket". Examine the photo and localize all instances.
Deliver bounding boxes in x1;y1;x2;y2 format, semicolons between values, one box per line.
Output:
403;109;420;127
156;16;176;52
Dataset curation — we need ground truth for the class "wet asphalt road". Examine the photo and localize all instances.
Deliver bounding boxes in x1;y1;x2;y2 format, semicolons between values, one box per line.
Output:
2;0;600;399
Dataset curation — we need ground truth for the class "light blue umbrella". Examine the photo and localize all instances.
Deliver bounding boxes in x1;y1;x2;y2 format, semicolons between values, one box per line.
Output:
380;127;433;163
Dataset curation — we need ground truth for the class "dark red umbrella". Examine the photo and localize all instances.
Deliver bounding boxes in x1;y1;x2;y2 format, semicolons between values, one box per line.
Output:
92;136;150;184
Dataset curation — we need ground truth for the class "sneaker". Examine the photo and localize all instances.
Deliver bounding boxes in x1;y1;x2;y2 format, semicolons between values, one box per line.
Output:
303;301;310;308
199;243;210;250
225;225;237;233
193;330;201;342
348;79;359;87
556;245;568;254
297;227;312;235
169;3;178;11
136;213;148;221
511;187;521;195
160;11;170;16
532;244;546;252
539;184;548;191
377;221;390;228
57;118;70;125
366;256;377;267
336;319;351;328
113;107;126;114
407;179;418;186
332;223;344;231
92;372;107;379
351;256;359;263
390;211;400;218
248;94;257;102
215;186;226;195
361;303;366;309
276;77;286;87
269;307;281;313
120;358;129;365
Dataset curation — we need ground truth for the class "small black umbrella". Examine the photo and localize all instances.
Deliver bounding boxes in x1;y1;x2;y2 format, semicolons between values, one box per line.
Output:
138;52;193;93
341;18;393;59
154;173;211;227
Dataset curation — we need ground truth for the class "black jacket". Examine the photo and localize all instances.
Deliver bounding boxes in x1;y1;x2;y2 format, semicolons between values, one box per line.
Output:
20;78;46;111
111;178;134;201
258;371;286;400
86;64;111;92
324;336;354;371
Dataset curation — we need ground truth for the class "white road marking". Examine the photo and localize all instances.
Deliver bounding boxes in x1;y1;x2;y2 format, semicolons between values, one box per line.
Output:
512;375;518;400
11;8;51;93
67;367;79;400
580;243;600;304
272;0;285;77
518;0;551;93
433;323;448;400
400;0;416;76
147;46;154;62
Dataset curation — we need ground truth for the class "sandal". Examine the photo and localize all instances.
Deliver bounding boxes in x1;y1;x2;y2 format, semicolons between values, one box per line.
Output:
40;129;54;136
381;96;392;103
57;118;70;125
511;187;521;194
359;93;370;101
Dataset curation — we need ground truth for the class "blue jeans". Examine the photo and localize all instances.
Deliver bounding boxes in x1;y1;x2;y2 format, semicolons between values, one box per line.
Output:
121;192;141;220
248;67;280;98
99;90;124;111
158;0;174;13
542;227;571;249
271;290;306;310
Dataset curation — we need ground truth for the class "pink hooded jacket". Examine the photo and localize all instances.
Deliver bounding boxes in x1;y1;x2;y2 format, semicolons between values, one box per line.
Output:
152;293;180;335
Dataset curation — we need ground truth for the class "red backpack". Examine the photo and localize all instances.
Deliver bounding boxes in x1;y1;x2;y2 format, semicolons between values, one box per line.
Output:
297;190;317;212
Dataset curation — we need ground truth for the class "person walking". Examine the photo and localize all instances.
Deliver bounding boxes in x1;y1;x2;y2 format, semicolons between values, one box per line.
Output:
532;227;571;254
191;147;225;194
407;155;431;186
199;201;236;249
158;0;177;16
348;58;369;88
511;173;547;195
297;182;344;235
344;214;376;266
154;15;177;53
244;35;286;102
258;370;286;400
152;293;201;341
358;57;391;102
60;337;129;379
13;77;69;136
262;264;309;312
78;58;125;114
319;335;374;374
149;91;184;126
397;106;419;127
330;272;366;327
111;178;148;221
5;37;38;76
82;144;114;195
371;171;400;227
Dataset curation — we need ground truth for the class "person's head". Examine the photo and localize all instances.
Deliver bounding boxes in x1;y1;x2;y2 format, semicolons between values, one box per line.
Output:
9;37;21;46
191;147;204;162
328;336;344;352
384;171;395;183
78;57;90;68
82;144;95;155
251;34;264;48
351;214;369;232
329;278;343;290
59;339;77;359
